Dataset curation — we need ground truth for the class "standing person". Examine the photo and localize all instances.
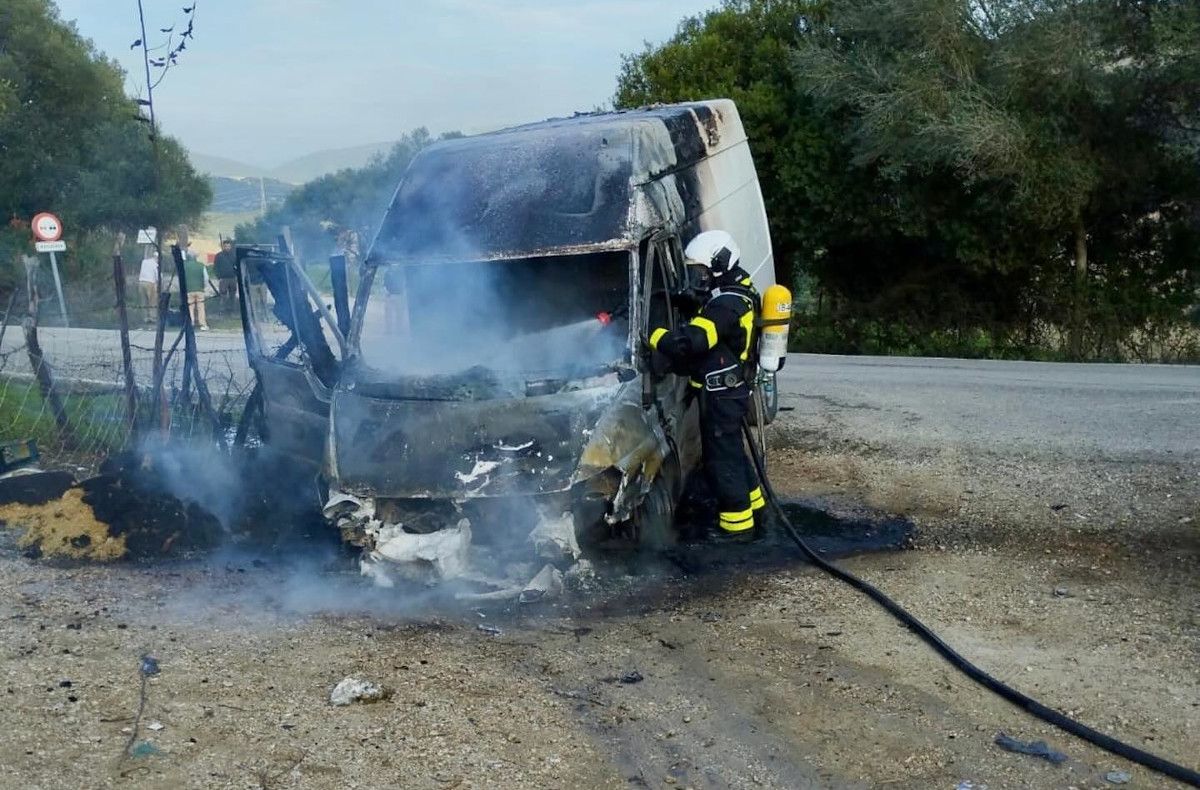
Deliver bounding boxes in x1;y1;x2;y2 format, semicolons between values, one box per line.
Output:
183;249;210;331
213;238;238;302
647;230;764;540
138;247;159;324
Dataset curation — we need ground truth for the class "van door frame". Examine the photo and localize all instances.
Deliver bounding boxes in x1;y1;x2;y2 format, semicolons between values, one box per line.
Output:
235;245;344;468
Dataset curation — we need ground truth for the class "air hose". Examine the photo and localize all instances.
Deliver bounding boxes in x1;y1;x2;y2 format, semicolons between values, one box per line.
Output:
740;419;1200;787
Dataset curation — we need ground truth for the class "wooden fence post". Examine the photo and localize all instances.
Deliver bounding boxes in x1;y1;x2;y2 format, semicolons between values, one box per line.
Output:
170;237;225;447
111;232;139;435
21;255;72;442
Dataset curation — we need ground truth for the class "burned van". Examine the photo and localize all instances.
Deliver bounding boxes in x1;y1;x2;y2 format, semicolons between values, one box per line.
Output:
237;100;777;585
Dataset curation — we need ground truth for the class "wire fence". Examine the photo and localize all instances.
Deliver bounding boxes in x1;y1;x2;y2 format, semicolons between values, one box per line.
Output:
0;254;256;475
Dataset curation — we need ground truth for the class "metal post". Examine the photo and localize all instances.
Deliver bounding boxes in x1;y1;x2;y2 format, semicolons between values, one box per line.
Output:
47;251;68;328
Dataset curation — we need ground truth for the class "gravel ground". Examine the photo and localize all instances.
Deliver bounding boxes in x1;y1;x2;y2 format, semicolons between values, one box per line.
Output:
0;355;1196;789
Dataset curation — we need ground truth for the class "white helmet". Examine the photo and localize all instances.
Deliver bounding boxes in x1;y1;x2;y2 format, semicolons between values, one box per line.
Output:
684;230;741;275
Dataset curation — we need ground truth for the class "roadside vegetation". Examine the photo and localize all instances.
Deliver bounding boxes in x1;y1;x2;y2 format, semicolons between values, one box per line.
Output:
6;0;1196;363
0;0;210;294
617;0;1200;362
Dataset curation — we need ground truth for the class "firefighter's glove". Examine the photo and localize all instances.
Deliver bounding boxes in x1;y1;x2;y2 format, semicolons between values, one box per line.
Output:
639;340;670;379
671;287;702;317
658;332;693;360
649;349;673;378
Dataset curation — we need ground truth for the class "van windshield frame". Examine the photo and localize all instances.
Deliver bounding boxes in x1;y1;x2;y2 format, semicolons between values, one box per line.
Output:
346;249;639;385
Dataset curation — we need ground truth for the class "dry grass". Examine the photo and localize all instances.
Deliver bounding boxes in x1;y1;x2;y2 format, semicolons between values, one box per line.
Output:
0;487;125;560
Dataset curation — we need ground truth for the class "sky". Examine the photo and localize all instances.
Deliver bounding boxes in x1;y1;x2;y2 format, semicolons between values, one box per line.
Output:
54;0;717;168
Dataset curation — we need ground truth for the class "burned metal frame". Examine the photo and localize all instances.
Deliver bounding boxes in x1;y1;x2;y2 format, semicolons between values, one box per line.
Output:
235;100;771;566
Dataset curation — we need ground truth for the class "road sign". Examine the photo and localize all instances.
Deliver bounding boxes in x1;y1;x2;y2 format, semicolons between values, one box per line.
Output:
31;212;63;242
136;227;157;245
35;240;66;253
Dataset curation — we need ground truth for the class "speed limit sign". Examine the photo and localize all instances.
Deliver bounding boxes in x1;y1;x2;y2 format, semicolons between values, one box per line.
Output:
31;212;63;242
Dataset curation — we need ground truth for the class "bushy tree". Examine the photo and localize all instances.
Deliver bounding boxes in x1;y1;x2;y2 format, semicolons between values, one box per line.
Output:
616;0;1200;360
616;0;850;293
796;0;1200;356
0;0;210;279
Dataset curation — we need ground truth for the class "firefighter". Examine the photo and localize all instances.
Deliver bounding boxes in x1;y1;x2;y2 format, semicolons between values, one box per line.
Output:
648;230;765;540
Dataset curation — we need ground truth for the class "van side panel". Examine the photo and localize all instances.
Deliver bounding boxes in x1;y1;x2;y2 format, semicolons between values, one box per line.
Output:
651;140;776;292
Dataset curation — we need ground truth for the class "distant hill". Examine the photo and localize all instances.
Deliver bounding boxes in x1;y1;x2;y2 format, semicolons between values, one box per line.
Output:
190;152;267;180
268;141;397;183
190;141;399;184
208;176;294;213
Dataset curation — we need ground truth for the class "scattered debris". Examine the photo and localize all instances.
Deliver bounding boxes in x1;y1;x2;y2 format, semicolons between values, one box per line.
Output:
146;721;164;732
1104;770;1132;784
1053;586;1071;598
0;469;74;506
564;558;596;590
994;732;1068;764
139;656;160;676
0;440;39;475
550;686;607;707
519;564;564;604
619;671;644;685
329;677;389;706
528;510;582;563
955;782;988;790
129;741;161;759
477;624;503;637
365;519;473;584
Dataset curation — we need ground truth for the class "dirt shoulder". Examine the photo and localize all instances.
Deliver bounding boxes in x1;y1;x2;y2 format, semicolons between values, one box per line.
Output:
0;357;1197;788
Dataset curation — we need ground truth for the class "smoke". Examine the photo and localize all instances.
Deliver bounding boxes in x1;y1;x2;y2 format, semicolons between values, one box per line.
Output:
121;119;647;619
141;439;247;530
356;252;630;378
354;123;636;380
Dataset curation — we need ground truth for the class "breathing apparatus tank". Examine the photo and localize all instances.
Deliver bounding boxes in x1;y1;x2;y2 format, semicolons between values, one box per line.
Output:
758;284;793;373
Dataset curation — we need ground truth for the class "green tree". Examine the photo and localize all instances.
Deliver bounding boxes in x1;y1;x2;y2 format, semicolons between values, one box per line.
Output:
0;0;210;279
617;0;1200;360
794;0;1200;357
615;0;858;293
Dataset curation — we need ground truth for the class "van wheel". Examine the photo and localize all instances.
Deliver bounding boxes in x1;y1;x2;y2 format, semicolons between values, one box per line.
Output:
751;372;779;426
633;475;676;549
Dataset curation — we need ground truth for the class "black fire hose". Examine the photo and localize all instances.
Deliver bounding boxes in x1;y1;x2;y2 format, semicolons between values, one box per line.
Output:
740;420;1200;787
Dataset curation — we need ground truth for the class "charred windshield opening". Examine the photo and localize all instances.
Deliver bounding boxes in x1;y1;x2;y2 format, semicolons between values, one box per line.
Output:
371;129;635;261
353;251;632;386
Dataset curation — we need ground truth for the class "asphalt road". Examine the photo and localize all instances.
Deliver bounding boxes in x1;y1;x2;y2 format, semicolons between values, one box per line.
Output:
778;354;1200;462
3;327;1197;464
0;326;251;392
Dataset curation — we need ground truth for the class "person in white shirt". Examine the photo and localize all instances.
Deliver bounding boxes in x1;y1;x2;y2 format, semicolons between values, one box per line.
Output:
138;248;159;324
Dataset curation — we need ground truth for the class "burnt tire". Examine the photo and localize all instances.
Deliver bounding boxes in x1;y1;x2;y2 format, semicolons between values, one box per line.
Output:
633;474;677;549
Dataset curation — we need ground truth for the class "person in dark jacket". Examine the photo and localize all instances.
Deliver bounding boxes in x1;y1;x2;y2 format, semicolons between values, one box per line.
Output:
213;238;238;300
648;230;764;540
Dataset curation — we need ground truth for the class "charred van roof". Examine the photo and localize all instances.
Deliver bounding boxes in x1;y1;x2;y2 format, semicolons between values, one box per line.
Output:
369;100;746;263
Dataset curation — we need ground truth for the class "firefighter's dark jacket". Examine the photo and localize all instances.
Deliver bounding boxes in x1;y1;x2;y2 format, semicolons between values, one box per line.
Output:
648;267;757;388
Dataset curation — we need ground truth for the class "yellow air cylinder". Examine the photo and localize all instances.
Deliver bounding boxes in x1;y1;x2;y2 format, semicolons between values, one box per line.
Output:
758;284;793;373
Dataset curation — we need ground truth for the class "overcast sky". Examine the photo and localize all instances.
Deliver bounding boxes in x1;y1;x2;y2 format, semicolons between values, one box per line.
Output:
54;0;716;167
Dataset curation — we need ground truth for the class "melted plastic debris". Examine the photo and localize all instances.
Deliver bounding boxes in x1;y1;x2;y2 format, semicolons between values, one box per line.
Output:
455;460;501;485
364;518;473;584
529;510;582;563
